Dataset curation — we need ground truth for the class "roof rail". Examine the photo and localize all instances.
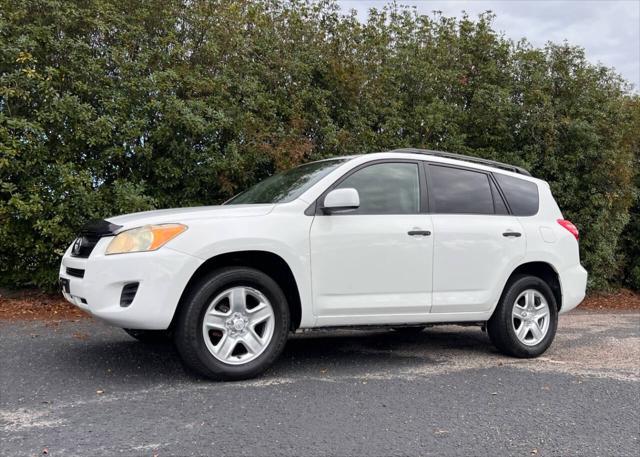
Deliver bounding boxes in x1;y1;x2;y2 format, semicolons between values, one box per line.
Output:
389;148;532;177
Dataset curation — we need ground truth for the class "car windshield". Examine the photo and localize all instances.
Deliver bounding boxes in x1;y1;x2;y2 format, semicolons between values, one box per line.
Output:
225;159;348;205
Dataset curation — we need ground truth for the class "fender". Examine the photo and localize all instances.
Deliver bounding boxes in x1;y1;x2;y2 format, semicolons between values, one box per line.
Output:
166;204;315;328
490;255;563;316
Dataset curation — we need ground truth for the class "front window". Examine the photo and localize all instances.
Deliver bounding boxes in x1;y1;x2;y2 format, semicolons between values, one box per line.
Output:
336;162;420;214
226;159;348;205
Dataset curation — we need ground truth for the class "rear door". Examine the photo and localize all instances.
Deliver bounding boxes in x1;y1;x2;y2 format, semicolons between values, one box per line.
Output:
426;163;526;314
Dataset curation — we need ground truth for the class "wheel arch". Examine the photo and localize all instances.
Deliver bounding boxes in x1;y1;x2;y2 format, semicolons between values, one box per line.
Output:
502;261;562;311
170;250;302;331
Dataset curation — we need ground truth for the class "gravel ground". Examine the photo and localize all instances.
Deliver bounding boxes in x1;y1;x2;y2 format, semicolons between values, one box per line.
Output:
1;310;639;456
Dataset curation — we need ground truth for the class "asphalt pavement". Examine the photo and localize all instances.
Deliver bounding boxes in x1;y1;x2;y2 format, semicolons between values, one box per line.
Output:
1;311;639;456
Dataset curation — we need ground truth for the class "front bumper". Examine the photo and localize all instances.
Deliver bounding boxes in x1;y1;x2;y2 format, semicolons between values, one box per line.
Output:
558;264;588;314
59;238;202;329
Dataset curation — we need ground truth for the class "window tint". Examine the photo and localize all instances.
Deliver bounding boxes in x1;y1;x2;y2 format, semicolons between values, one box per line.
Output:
429;165;494;214
494;173;539;216
336;162;420;214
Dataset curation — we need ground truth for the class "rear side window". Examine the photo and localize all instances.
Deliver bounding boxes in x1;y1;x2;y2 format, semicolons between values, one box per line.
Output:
494;173;539;216
490;179;509;215
429;165;494;214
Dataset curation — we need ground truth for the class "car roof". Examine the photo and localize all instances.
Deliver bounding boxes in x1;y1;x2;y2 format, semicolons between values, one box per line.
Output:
311;149;536;181
383;148;532;176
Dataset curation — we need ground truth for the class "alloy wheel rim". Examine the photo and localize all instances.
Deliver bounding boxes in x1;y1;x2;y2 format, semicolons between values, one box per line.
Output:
511;289;550;346
202;286;275;365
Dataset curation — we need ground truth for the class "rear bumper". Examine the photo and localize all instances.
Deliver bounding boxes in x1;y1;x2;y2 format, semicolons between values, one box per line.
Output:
558;264;588;314
59;239;202;329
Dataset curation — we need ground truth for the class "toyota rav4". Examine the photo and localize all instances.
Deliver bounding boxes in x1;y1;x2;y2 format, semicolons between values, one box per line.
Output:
60;148;587;380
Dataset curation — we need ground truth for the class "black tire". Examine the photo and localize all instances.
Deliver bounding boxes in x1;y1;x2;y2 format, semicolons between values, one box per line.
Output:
174;267;290;381
123;328;171;343
487;274;558;358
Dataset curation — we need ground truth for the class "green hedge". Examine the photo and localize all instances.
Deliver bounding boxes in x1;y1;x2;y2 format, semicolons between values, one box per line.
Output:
1;0;638;290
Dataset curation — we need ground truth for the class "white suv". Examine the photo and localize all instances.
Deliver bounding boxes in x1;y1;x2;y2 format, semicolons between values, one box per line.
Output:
60;149;587;380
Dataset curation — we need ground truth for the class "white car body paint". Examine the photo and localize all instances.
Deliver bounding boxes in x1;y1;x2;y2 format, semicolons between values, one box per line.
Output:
60;151;587;330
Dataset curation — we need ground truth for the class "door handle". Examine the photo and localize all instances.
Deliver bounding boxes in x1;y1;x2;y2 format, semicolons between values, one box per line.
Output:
502;231;522;237
408;230;431;236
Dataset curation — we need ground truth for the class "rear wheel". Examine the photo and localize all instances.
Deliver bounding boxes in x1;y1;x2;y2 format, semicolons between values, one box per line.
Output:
174;267;290;381
487;275;558;358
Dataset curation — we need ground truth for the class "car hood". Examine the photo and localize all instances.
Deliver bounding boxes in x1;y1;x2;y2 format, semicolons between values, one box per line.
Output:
107;204;275;230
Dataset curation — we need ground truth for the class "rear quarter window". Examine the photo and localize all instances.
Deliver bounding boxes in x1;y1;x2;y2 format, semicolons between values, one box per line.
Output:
494;173;539;216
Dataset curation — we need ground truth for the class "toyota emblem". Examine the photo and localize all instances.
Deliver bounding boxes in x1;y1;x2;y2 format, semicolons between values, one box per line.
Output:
72;237;83;255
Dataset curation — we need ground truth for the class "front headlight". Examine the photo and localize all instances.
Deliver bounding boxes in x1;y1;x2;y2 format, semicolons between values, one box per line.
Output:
105;224;187;255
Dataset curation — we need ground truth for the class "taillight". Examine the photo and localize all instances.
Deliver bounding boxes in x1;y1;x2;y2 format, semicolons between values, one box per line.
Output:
557;219;579;240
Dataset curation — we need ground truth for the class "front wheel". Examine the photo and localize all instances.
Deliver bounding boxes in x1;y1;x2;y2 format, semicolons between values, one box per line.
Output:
487;275;558;358
174;267;290;381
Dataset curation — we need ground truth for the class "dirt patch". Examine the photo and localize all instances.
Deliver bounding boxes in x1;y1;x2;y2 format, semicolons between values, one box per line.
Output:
579;288;640;311
0;291;89;321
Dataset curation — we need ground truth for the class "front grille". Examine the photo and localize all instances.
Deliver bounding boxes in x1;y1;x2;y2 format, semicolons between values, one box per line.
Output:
70;219;122;259
120;282;139;307
66;267;85;278
70;235;101;258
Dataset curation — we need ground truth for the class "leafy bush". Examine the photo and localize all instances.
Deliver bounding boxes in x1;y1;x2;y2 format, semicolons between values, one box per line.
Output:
1;0;638;290
618;98;640;290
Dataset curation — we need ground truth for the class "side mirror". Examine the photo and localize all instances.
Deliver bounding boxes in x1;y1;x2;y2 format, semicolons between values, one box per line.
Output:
322;188;360;213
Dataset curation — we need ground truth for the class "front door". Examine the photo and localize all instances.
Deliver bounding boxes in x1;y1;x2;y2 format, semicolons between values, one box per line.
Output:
310;161;434;325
